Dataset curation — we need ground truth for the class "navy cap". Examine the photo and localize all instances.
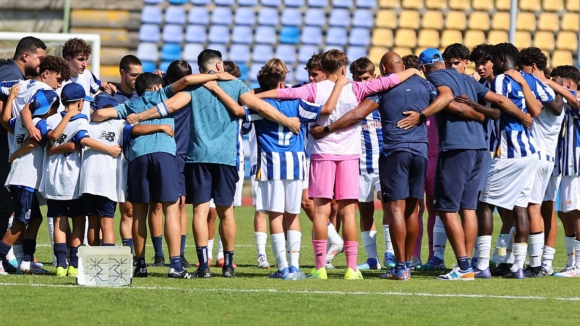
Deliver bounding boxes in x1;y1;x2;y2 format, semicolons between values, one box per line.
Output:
92;94;119;110
61;82;93;103
29;89;59;116
418;48;444;66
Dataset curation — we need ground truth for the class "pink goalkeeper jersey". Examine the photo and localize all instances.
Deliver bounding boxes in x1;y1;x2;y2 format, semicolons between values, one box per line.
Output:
277;75;401;156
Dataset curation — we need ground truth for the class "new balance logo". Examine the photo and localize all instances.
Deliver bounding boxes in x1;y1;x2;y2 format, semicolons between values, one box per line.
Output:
100;131;116;142
15;133;27;144
56;134;67;145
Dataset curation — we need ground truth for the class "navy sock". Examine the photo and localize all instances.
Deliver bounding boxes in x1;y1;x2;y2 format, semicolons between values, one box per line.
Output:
457;256;470;271
152;236;164;257
103;243;115;246
196;246;208;270
122;238;134;254
99;239;103;246
169;256;183;272
136;257;146;269
180;235;186;256
69;246;79;268
54;243;67;268
395;261;406;272
224;251;234;268
22;239;36;262
0;241;10;260
405;260;411;269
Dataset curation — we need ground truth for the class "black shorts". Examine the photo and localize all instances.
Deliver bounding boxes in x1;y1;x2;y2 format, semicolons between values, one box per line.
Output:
47;198;85;218
83;194;116;218
10;186;42;225
176;153;187;197
379;151;427;202
0;149;13;219
184;163;239;206
127;152;182;204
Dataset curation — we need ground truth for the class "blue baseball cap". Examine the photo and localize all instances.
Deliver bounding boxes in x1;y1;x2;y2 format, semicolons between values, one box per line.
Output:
61;82;93;103
418;48;444;66
92;94;119;110
29;89;59;116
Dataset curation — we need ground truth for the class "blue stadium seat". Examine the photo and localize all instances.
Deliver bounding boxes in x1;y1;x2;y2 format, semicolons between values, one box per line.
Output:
329;9;351;27
298;45;320;62
261;0;281;6
145;0;163;4
137;43;159;62
280;26;300;44
352;10;374;28
249;63;262;81
356;0;376;8
255;26;277;44
327;27;348;45
212;7;232;25
190;0;210;4
162;24;184;43
346;64;353;80
139;24;160;43
169;0;188;4
141;61;157;72
142;6;162;24
185;25;207;43
230;44;251;63
209;25;230;44
325;45;344;52
295;66;309;82
333;0;353;7
215;0;235;5
235;7;255;26
346;46;367;61
275;44;297;63
281;8;302;26
285;70;294;83
258;8;279;26
308;0;328;7
232;26;253;44
349;28;370;46
207;44;228;58
238;0;258;5
183;43;204;62
159;61;172;72
165;6;186;25
253;45;274;63
161;43;182;61
301;27;323;45
304;10;326;26
188;7;209;25
237;63;248;80
285;0;305;6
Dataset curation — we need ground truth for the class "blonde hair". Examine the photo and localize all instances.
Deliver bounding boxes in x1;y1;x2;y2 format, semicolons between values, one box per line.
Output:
264;58;289;74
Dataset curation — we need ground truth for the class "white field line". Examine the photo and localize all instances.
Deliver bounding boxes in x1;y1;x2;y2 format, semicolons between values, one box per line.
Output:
0;282;579;301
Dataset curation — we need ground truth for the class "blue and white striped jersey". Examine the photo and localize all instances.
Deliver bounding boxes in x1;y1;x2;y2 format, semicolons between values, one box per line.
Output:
245;98;321;181
556;90;580;176
359;97;383;175
491;72;554;159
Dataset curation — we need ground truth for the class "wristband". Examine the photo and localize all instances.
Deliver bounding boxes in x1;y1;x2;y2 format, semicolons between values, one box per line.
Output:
323;126;330;134
155;102;169;117
419;111;426;123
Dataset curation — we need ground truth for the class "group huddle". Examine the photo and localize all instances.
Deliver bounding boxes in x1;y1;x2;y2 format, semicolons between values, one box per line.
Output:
0;35;579;281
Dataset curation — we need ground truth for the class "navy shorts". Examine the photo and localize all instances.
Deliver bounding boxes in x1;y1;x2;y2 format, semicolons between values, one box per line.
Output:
83;194;116;218
0;152;13;219
379;152;427;202
10;186;42;225
176;153;187;196
127;152;182;204
184;163;239;206
434;149;486;212
47;198;85;218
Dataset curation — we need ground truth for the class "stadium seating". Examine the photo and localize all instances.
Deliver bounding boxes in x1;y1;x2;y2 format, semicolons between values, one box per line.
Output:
334;0;353;7
402;0;423;9
534;31;555;51
304;9;325;26
515;31;532;49
538;13;559;32
281;8;302;26
492;11;510;31
552;50;573;66
142;61;157;73
399;10;420;30
261;0;281;6
295;65;309;82
376;10;397;29
232;26;253;44
255;26;277;44
163;25;184;43
309;0;329;7
426;0;447;9
488;30;509;44
517;12;536;32
418;29;439;48
557;32;579;52
238;0;257;5
235;8;255;26
441;30;462;47
327;27;348;46
253;44;274;62
329;9;351;27
212;7;232;25
142;6;162;24
139;24;160;43
298;45;320;62
215;0;234;5
230;44;251;62
145;0;163;4
346;46;367;62
349;28;371;46
422;11;443;30
445;11;467;30
161;43;182;61
188;7;209;25
468;12;490;31
183;43;204;62
137;43;159;62
395;29;417;48
165;6;186;25
302;27;323;45
258;8;279;26
356;0;376;8
562;13;579;32
276;44;298;63
373;29;393;47
280;26;300;44
209;25;230;43
449;0;470;10
543;0;564;11
185;25;207;43
464;30;485;49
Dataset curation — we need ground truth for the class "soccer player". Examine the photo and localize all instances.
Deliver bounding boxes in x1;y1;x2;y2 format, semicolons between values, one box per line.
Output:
442;44;470;74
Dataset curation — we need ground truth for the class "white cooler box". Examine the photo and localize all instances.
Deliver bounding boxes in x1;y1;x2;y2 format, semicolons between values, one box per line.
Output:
77;246;133;287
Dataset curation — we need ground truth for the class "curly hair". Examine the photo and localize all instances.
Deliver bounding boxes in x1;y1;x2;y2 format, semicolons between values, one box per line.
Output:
62;38;92;59
470;44;493;63
490;42;520;63
519;47;548;70
552;65;580;84
39;55;71;81
402;54;419;69
442;43;470;62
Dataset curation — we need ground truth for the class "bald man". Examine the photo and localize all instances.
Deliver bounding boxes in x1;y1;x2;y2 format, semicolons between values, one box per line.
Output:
311;52;438;280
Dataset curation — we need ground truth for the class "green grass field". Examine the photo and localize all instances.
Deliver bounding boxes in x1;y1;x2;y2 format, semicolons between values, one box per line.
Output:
1;206;579;325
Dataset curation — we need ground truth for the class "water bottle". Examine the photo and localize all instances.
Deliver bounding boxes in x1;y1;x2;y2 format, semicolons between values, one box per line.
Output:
495;235;507;266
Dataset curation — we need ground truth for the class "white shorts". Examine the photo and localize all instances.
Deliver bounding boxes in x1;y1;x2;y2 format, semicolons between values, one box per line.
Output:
359;172;380;203
303;158;310;190
210;165;245;208
544;175;561;202
530;159;555;204
559;176;580;213
251;174;258;207
256;179;303;214
479;156;539;210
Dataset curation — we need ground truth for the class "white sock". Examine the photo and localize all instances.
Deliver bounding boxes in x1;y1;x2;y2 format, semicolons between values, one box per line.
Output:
542;246;555;268
361;230;378;261
511;243;527;272
207;238;214;260
271;233;288;270
217;236;224;260
433;216;446;259
287;230;301;269
472;240;479;260
327;222;343;246
7;216;12;229
503;227;516;264
5;246;15;261
476;235;492;270
83;216;89;245
254;232;267;257
565;236;575;267
575;239;580;267
528;233;544;267
47;217;56;266
382;225;393;253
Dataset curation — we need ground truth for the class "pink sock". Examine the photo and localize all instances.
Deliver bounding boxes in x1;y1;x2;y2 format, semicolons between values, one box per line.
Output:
313;239;327;269
413;215;424;259
344;241;358;270
427;213;435;260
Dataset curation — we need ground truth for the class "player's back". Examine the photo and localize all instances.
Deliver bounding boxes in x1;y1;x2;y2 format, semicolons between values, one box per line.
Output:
5;116;46;189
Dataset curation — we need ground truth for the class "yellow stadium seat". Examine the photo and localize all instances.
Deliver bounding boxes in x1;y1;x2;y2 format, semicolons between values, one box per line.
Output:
369;47;388;64
372;29;394;47
465;66;476;75
567;0;580;11
520;0;541;11
488;30;509;44
562;13;579;32
418;29;440;48
472;0;493;10
445;11;467;30
552;50;573;66
422;11;443;30
379;0;401;8
465;30;486;49
402;0;424;9
533;31;555;51
426;0;447;9
376;10;398;29
468;12;490;31
542;0;564;11
556;32;579;51
414;47;430;56
515;31;532;49
516;12;536;32
538;13;559;32
393;47;413;57
492;11;510;31
395;29;417;48
495;0;511;10
399;10;421;29
441;30;463;47
449;0;471;10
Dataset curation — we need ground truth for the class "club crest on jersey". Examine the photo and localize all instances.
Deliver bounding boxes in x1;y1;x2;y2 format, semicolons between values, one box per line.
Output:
100;131;116;142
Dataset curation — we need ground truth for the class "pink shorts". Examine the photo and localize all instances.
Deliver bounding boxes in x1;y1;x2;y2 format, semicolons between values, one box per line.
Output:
309;154;360;200
424;154;437;196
